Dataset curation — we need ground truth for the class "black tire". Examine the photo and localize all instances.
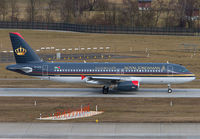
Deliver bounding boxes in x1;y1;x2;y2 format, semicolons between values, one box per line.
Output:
104;90;108;94
168;89;172;93
102;86;106;94
102;86;109;94
106;87;109;94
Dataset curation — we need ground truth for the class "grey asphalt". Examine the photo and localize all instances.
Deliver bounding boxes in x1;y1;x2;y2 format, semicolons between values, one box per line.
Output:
0;78;40;80
1;88;200;97
0;123;200;139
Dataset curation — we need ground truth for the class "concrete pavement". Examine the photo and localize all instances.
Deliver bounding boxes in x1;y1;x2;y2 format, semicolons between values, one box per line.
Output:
0;88;200;97
0;123;200;139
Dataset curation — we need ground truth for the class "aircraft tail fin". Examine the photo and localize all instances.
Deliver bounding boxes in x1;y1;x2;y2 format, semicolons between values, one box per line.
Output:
9;32;41;64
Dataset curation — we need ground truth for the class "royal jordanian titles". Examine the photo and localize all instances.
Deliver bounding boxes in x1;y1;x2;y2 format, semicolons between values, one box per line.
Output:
6;32;195;94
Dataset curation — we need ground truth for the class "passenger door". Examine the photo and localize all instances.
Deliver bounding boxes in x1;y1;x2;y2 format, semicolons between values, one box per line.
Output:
116;68;124;75
121;68;124;75
42;65;48;76
167;65;173;76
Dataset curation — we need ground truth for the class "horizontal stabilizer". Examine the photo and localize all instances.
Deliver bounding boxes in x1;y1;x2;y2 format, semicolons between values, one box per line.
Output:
6;65;32;73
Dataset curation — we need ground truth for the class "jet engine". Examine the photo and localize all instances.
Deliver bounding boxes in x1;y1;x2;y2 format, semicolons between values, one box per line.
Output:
117;81;139;91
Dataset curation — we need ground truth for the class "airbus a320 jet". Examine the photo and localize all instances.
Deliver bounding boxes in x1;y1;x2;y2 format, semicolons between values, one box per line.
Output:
6;32;195;94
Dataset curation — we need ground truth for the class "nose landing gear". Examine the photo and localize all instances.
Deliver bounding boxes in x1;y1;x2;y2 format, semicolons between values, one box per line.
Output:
168;84;172;93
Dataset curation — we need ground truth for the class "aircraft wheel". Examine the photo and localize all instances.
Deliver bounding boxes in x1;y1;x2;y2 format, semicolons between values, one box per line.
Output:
102;86;109;94
106;87;109;94
168;84;172;93
102;86;106;94
168;88;172;93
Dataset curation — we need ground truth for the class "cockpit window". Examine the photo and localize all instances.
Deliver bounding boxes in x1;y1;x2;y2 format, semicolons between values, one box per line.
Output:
173;65;189;73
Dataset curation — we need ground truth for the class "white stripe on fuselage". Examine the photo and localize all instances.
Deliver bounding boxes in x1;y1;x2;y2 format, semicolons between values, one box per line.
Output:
36;76;195;85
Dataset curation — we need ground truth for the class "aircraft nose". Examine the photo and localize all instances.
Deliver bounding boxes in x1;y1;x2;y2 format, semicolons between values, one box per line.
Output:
191;72;196;80
194;74;196;80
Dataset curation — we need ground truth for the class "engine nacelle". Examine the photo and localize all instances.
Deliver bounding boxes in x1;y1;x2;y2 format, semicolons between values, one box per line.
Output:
117;81;139;91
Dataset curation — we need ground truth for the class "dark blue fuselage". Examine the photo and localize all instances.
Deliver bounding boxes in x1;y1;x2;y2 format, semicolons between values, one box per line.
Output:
7;62;194;78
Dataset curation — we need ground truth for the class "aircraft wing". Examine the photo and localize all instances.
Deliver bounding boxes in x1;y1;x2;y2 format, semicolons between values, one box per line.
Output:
84;76;126;85
89;76;121;81
7;65;32;73
81;75;134;85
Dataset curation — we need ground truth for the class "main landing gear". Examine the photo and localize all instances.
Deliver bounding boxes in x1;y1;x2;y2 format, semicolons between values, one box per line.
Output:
168;84;172;93
102;86;109;94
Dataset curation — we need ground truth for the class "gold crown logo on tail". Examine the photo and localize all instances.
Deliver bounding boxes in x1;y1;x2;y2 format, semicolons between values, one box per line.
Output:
15;47;27;56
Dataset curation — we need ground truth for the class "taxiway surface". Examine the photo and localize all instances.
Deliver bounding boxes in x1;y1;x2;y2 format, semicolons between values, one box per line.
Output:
1;88;200;97
0;123;200;139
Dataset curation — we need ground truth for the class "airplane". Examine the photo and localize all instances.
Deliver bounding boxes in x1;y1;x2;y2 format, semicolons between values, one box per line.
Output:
6;32;195;94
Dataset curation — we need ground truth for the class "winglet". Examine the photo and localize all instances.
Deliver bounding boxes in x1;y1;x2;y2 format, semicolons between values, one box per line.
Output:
81;75;86;80
9;32;24;40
